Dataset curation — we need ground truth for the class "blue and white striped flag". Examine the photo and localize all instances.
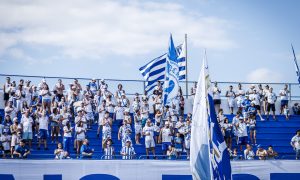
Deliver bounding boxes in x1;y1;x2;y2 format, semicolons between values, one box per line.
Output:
291;44;300;84
190;52;231;180
139;54;167;93
177;40;186;80
163;34;180;105
139;44;184;94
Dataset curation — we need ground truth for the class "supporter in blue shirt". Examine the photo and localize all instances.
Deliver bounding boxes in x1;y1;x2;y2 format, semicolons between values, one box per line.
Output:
88;78;98;95
248;102;257;117
14;140;30;158
242;95;251;121
80;139;94;159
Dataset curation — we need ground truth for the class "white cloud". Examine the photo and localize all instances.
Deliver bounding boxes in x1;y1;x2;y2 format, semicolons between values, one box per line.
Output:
246;68;283;83
0;0;235;60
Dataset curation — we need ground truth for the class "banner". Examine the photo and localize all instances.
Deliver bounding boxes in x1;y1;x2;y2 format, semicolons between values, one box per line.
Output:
0;160;300;180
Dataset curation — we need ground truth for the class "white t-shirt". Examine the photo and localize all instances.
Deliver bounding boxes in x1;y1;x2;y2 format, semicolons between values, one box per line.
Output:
237;122;247;137
291;135;300;150
21;116;33;133
76;126;85;139
213;86;221;99
143;126;155;141
161;128;172;142
267;92;277;104
1;135;11;150
38;116;49;130
63;126;72;137
114;106;124;120
250;93;260;105
175;121;185;134
279;89;288;101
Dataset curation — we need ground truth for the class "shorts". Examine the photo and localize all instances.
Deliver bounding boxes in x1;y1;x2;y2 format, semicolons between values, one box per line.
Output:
228;99;235;108
76;136;85;141
86;112;94;120
238;136;248;145
267;104;275;112
23;132;33;140
249;126;256;131
255;105;261;110
162;142;172;151
134;124;142;134
145;138;155;148
56;94;64;101
11;134;18;146
225;130;232;138
39;129;48;139
42;98;51;103
4;93;9;101
214;99;221;105
185;140;190;149
281;100;288;107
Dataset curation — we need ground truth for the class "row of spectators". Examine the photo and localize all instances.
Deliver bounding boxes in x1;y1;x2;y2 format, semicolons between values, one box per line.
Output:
0;77;299;160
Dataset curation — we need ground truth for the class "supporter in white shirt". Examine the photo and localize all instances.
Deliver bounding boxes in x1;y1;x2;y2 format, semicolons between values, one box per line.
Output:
75;121;86;158
3;77;11;106
279;84;290;115
20;110;34;149
170;105;178;127
63;121;73;154
246;84;255;95
212;82;221;113
249;89;264;121
225;85;236;114
1;132;11;158
266;87;277;120
115;84;124;100
4;101;17;120
141;100;149;128
159;121;173;156
236;117;248;152
15;85;25;112
175;116;185;135
262;85;270;114
37;110;49;150
244;144;255;160
114;102;125;127
24;80;32;106
291;130;300;160
235;83;245;111
142;119;156;159
106;95;115;117
190;82;197;98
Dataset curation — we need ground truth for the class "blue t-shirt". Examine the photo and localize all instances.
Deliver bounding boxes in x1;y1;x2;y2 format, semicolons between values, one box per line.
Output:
242;99;251;112
15;145;29;156
80;144;93;158
248;106;257;116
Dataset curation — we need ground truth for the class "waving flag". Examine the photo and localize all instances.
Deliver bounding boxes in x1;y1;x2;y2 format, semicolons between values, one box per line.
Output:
177;39;187;80
139;54;167;93
163;34;180;105
139;40;186;94
190;51;231;180
291;44;300;84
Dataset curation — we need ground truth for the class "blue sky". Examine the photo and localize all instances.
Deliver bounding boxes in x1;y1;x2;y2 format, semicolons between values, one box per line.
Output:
0;0;300;89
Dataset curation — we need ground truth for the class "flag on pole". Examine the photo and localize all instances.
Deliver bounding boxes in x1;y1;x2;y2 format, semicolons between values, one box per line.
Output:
163;34;180;105
139;54;167;93
139;41;185;94
177;39;187;80
190;51;232;180
291;44;300;84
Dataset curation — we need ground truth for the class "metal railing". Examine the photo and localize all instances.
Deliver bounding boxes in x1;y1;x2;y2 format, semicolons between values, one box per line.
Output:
0;74;299;100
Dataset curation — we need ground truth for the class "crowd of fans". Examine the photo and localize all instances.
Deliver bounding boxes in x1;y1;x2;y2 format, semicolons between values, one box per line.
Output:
0;76;299;160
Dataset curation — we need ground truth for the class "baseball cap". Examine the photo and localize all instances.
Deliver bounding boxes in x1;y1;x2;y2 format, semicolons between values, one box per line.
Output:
77;107;82;112
165;121;169;125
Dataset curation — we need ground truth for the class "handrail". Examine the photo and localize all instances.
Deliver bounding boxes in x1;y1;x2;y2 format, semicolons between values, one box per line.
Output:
138;154;188;160
100;154;136;160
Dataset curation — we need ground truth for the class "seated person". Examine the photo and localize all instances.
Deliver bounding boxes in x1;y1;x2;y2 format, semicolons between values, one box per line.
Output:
54;143;70;159
120;140;136;160
13;140;30;159
256;145;267;160
80;139;94;159
266;145;278;160
292;103;300;115
244;144;255;160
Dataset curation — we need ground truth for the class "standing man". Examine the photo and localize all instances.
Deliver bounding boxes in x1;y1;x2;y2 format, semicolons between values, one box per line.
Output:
159;121;173;157
266;87;277;120
142;119;156;159
291;130;300;160
279;84;290;115
3;77;11;106
20;110;34;149
212;82;222;113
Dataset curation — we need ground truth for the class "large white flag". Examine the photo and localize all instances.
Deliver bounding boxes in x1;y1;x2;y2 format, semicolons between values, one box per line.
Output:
190;51;232;180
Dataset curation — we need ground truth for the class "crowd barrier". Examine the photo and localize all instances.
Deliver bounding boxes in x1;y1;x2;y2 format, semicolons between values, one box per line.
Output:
0;160;300;180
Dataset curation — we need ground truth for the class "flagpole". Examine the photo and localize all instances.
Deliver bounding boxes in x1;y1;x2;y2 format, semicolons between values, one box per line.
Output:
185;34;188;99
